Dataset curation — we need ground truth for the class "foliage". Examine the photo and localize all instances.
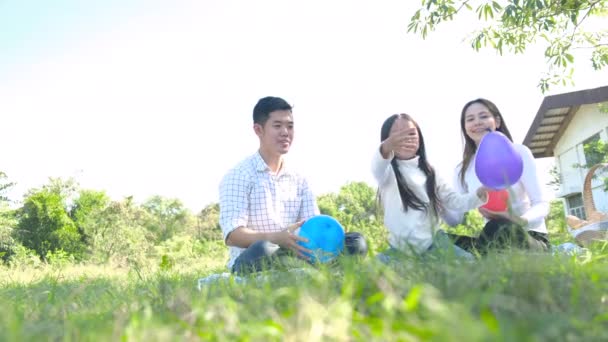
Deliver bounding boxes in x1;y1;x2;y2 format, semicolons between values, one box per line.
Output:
318;182;388;253
1;171;605;340
6;244;42;269
0;172;18;262
154;235;225;269
0;170;589;275
0;171;15;203
15;180;86;260
141;196;194;242
583;139;607;165
546;199;569;243
0;203;17;264
441;209;486;236
45;249;75;268
197;202;222;241
70;189;111;239
408;0;608;92
548;163;562;192
318;182;378;228
80;197;154;266
1;249;608;340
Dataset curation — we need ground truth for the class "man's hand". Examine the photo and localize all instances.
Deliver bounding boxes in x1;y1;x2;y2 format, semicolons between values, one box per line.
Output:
268;220;313;260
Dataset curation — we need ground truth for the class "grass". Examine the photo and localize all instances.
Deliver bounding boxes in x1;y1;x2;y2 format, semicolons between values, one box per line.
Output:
1;238;608;341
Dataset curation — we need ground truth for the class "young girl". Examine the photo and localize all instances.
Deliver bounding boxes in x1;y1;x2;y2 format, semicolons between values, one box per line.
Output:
371;113;488;260
443;98;550;253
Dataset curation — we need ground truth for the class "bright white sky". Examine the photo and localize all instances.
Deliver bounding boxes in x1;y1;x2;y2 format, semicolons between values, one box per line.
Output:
1;0;607;212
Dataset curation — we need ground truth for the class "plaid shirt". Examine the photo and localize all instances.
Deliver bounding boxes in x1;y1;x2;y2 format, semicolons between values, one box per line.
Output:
219;151;319;269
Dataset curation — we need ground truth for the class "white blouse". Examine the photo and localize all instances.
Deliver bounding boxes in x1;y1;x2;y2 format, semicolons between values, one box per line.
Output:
442;143;549;234
371;147;485;253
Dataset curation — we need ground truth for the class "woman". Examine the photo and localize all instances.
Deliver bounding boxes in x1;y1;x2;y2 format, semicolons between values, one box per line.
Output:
371;113;488;261
443;98;551;253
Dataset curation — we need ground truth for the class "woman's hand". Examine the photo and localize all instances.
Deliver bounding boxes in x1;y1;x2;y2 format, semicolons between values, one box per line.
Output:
478;207;528;226
475;186;490;203
380;127;418;159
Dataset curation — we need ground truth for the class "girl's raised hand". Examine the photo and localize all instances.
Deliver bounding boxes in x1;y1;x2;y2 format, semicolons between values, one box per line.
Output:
381;126;418;159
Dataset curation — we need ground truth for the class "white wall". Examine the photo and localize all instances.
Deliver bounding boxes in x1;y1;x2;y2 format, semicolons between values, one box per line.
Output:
554;104;608;154
557;147;584;196
554;103;608;199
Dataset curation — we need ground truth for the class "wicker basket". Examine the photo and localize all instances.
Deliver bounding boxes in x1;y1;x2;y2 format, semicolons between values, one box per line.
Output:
567;163;608;246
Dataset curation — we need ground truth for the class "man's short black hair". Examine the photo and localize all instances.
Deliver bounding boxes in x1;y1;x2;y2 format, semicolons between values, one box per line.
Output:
253;96;292;125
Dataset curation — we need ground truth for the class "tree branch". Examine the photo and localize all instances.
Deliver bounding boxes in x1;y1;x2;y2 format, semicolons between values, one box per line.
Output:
572;43;608;49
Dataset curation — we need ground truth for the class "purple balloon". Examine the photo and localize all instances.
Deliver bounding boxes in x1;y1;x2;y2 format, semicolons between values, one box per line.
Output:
475;131;523;190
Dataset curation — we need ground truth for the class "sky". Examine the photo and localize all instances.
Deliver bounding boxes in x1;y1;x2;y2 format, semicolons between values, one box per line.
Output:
1;0;607;212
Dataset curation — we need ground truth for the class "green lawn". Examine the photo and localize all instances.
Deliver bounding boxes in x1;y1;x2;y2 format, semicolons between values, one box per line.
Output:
1;239;608;341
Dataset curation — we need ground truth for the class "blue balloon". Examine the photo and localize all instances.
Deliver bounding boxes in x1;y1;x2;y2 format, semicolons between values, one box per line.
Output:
475;131;524;190
297;215;345;263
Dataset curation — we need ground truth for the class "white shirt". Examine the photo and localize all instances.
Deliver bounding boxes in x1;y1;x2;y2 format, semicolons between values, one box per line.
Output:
371;147;484;253
219;151;319;269
442;143;549;234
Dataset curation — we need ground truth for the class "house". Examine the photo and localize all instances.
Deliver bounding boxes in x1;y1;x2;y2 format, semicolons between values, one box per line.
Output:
523;85;608;220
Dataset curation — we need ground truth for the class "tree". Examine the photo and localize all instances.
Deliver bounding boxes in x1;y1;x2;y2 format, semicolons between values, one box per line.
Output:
408;0;608;92
546;199;567;235
141;195;193;241
548;164;563;192
197;202;222;241
15;181;86;260
80;197;153;265
318;182;388;252
0;171;15;203
0;171;17;262
440;210;486;236
317;182;380;230
70;189;111;245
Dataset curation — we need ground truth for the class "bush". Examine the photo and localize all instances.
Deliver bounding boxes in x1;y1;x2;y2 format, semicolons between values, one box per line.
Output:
45;249;75;268
8;245;42;269
81;200;154;267
15;189;86;260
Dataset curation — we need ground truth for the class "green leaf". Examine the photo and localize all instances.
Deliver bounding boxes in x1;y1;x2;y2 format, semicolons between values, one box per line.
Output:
408;0;608;93
159;254;174;271
486;4;494;19
367;291;385;305
480;307;500;333
476;4;484;19
403;285;423;312
261;320;284;337
492;1;503;12
536;0;544;10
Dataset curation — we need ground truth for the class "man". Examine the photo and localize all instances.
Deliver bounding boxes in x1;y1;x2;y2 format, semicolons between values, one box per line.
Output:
219;96;367;274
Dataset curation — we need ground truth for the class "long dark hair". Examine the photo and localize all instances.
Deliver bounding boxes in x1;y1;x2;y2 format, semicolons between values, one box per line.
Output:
459;98;514;191
379;113;442;216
